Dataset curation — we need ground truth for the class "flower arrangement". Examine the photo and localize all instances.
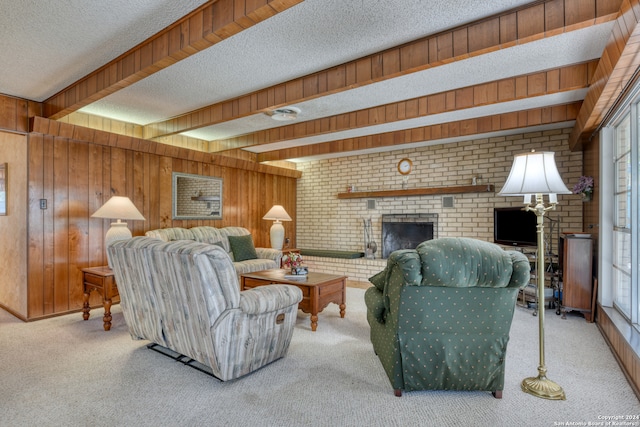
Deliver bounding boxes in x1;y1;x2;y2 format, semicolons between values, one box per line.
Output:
572;175;594;201
282;251;303;268
282;251;307;275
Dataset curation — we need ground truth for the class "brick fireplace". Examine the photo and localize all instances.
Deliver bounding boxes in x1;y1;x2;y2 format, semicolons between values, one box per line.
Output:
381;214;438;258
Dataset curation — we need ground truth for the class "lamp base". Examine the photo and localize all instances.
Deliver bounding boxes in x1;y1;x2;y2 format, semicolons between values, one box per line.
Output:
521;372;566;400
269;221;285;250
105;221;132;268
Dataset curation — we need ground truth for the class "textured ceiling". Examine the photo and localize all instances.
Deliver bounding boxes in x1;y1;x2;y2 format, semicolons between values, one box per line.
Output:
0;0;208;101
0;0;624;162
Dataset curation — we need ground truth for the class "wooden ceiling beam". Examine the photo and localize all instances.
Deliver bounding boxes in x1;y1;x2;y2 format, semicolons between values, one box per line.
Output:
29;116;301;178
569;0;640;150
256;102;581;162
144;0;621;139
215;60;597;150
42;0;304;120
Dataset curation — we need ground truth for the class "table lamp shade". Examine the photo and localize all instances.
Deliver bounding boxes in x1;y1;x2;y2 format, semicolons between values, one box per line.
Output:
499;151;571;196
263;205;291;250
262;205;292;222
92;196;146;221
92;196;145;267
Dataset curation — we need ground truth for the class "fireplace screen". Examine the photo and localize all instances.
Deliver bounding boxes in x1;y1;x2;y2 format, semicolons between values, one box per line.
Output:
381;214;438;258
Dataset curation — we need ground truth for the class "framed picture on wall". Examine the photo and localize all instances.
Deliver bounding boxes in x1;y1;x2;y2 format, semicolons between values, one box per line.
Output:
172;172;223;220
0;163;6;215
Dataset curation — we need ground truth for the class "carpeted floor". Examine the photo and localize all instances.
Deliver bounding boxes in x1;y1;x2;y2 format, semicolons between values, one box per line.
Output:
1;287;638;427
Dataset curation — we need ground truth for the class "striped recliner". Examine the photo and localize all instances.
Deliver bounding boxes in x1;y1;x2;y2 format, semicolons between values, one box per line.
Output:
108;236;302;381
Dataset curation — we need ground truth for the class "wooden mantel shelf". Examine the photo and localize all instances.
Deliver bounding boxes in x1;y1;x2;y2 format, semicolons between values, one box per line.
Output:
337;184;494;199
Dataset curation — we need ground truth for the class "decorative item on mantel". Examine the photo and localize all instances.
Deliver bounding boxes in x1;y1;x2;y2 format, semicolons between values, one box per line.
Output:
282;251;307;275
572;176;594;202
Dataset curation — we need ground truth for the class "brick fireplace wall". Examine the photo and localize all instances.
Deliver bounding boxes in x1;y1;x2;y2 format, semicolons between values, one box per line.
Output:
296;128;585;271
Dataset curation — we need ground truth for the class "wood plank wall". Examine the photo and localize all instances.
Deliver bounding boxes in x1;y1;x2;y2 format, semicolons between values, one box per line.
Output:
0;94;42;133
26;131;298;319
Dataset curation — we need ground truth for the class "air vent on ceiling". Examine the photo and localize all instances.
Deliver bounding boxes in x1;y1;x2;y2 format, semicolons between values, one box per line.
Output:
267;106;301;121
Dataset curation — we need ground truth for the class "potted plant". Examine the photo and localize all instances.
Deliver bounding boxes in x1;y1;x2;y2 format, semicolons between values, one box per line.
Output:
282;251;307;275
572;176;594;202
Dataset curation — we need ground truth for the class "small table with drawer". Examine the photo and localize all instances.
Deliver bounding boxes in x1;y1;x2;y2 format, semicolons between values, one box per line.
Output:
81;266;118;331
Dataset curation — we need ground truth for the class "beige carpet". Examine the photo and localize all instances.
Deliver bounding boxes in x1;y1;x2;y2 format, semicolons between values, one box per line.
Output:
1;287;638;427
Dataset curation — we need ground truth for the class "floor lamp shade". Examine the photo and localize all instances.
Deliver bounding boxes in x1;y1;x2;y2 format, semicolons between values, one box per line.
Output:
263;205;292;250
92;196;145;268
499;151;571;196
499;150;569;401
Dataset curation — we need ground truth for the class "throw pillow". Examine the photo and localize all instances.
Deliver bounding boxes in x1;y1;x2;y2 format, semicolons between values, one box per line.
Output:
228;234;258;262
369;269;387;292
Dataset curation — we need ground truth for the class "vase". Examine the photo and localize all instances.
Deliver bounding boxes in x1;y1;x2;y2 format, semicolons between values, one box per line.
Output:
290;266;308;275
581;192;592;202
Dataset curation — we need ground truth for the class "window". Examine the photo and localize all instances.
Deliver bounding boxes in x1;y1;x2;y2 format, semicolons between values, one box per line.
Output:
604;89;640;326
612;113;632;317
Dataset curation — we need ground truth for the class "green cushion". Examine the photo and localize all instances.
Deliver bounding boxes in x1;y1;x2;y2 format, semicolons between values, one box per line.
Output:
228;234;258;262
416;237;512;288
299;249;363;259
369;269;387;291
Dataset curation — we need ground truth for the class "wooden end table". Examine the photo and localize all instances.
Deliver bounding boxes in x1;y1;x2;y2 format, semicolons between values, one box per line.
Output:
81;266;118;331
240;269;346;332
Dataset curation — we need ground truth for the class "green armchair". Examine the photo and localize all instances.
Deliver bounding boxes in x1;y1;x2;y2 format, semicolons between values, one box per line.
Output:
365;237;530;397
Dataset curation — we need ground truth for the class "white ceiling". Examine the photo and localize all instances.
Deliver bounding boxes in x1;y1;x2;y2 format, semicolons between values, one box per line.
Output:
0;0;620;162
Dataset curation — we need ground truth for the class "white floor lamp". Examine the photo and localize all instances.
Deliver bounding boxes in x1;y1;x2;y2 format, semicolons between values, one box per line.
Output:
92;196;145;268
498;150;571;400
263;205;292;250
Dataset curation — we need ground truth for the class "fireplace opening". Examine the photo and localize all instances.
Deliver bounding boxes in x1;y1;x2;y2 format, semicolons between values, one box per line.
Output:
381;214;438;258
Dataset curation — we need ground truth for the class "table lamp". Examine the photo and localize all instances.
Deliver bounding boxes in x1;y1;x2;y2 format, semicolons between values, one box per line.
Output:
92;196;145;268
498;150;570;400
263;205;292;250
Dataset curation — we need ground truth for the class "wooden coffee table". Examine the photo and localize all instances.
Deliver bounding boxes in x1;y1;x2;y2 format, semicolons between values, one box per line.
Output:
240;269;346;332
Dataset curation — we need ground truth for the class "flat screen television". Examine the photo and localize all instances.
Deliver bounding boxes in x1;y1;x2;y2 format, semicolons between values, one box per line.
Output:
493;207;537;247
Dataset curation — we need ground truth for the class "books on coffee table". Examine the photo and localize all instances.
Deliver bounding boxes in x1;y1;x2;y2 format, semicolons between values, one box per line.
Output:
284;274;308;280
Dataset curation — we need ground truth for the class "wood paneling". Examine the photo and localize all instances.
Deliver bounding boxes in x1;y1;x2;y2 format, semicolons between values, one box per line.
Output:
0;94;42;134
144;0;620;140
42;0;304;120
0;132;29;318
25;126;298;319
597;306;640;398
30;116;300;179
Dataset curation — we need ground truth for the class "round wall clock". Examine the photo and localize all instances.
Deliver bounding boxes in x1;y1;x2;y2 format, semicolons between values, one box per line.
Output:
397;158;412;175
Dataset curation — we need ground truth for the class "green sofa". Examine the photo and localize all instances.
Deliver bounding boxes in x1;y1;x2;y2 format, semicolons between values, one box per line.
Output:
365;237;530;397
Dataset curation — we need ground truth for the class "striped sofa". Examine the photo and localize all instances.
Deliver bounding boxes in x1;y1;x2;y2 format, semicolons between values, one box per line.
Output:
108;236;302;381
145;226;281;275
